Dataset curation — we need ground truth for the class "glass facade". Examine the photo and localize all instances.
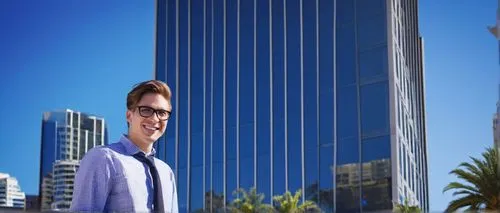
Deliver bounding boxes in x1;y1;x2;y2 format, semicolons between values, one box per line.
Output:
155;0;428;212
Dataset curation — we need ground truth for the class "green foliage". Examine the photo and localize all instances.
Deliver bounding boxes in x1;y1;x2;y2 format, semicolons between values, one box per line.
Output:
226;188;322;213
273;189;322;213
228;187;275;213
443;147;500;212
393;199;421;213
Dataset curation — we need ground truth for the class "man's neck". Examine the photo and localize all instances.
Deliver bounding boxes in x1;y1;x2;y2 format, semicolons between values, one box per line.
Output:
127;134;153;154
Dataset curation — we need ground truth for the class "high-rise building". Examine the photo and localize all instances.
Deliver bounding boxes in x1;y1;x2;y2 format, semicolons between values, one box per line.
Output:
38;109;108;211
0;173;26;209
154;0;428;212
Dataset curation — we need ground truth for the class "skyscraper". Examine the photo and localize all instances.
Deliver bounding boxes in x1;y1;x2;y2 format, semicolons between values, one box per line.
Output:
38;109;108;211
0;173;26;209
154;0;429;212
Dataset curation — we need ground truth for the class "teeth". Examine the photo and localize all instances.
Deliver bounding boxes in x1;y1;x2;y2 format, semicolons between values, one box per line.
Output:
143;125;158;131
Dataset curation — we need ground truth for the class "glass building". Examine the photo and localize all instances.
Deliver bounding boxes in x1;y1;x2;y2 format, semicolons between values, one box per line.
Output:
154;0;429;212
38;109;108;211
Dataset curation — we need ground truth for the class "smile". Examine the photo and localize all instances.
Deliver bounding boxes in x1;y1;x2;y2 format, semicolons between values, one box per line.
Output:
142;124;160;131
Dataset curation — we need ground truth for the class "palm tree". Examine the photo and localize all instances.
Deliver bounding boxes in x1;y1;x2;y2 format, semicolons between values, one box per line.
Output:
393;199;421;213
272;189;322;213
228;187;275;213
443;147;500;212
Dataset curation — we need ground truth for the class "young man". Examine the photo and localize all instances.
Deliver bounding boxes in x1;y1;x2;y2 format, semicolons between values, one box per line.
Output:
70;80;178;213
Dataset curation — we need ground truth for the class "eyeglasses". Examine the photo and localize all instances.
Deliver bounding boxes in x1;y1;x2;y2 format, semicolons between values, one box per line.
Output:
136;106;172;121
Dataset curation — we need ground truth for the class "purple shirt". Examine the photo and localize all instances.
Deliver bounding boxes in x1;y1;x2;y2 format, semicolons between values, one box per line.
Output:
70;135;178;213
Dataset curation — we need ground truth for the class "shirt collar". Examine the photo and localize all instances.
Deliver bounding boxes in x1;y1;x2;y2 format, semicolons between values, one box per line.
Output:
119;135;156;157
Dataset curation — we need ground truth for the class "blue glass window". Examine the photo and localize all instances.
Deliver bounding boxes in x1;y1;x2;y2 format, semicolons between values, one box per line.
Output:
190;166;203;212
337;85;358;140
304;148;318;202
191;133;203;166
212;0;225;209
360;81;389;138
286;0;302;194
239;0;255;191
361;135;392;211
362;136;391;162
256;0;271;202
226;159;237;202
225;0;238;204
319;144;334;212
178;0;189;170
303;0;318;151
272;0;286;197
204;1;212;207
359;46;388;84
257;154;271;203
302;0;319;204
336;23;356;87
178;168;187;213
356;14;386;51
337;0;354;25
318;0;334;146
256;0;271;157
355;0;385;20
190;0;205;171
239;126;254;189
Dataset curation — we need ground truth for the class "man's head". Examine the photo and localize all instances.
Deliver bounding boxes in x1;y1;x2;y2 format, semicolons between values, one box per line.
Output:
126;80;172;149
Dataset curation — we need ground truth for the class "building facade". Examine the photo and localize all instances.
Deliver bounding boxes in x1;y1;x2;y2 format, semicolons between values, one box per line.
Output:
0;173;26;209
24;195;40;211
154;0;429;212
38;109;108;211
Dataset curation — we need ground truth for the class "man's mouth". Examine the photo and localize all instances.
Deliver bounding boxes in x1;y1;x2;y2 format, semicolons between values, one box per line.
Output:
142;124;160;131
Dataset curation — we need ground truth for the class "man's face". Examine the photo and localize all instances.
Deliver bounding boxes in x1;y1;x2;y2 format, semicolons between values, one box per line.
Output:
126;93;171;145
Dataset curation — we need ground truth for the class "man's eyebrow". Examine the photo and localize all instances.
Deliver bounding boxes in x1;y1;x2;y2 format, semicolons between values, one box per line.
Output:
157;108;171;112
141;106;170;111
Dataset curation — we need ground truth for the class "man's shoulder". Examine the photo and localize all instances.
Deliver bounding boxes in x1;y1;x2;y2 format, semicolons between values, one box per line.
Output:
82;142;124;161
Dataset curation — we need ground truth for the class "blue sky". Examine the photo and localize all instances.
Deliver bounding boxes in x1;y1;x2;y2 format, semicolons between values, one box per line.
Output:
0;0;497;212
0;0;154;197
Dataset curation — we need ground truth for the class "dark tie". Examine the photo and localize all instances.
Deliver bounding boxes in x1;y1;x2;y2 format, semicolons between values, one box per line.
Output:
133;152;165;212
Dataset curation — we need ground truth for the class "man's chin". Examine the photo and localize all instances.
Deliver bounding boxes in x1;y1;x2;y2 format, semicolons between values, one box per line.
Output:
144;135;160;143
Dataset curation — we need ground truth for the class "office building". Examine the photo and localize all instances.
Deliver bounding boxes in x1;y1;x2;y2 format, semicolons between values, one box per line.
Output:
0;173;26;209
38;109;108;211
154;0;428;212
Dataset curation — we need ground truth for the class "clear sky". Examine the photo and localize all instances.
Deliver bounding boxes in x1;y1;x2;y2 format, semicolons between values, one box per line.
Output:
0;0;154;198
0;0;497;212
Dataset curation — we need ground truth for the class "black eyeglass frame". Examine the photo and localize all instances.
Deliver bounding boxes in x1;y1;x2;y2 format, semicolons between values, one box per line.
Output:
136;105;172;121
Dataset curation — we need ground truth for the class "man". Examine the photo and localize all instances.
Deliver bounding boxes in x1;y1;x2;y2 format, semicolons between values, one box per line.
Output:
70;80;178;213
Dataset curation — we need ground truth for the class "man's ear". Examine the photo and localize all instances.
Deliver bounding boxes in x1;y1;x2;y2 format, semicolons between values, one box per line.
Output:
126;110;132;124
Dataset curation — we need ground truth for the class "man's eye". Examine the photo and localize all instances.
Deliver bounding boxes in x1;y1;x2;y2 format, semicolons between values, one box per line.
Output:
141;108;153;114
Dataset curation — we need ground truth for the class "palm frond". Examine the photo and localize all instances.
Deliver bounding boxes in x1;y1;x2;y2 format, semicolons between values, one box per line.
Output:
443;182;480;194
444;147;500;212
444;194;483;212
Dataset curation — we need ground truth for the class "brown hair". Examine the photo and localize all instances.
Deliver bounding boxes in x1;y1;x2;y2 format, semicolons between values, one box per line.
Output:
127;80;172;110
